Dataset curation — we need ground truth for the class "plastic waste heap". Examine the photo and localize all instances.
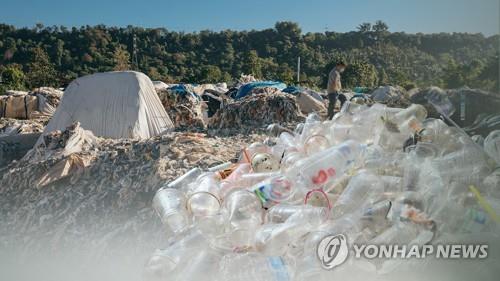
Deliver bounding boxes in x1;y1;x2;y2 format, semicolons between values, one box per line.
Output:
146;101;500;281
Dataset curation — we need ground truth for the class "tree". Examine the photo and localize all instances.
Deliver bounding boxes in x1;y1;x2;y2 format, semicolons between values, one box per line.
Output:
477;55;499;92
357;23;371;33
388;68;412;87
278;63;295;84
342;61;378;88
0;22;498;93
113;46;131;71
379;68;389;85
372;20;389;32
275;21;302;39
243;50;262;78
26;47;58;88
199;65;223;83
0;64;26;94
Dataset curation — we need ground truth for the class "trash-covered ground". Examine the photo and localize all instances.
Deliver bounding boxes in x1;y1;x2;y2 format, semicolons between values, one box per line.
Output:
0;122;266;281
0;117;47;136
1;76;499;281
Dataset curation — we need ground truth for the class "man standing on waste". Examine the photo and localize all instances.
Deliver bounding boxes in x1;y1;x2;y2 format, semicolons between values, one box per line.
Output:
327;61;347;119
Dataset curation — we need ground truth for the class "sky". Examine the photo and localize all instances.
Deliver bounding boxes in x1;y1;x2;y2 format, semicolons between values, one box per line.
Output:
0;0;499;35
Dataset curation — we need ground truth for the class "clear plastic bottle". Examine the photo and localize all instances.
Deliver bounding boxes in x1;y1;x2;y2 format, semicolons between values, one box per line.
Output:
266;204;328;224
332;171;384;218
295;140;365;188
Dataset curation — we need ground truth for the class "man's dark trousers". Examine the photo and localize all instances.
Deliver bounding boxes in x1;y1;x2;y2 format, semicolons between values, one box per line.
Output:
327;92;347;119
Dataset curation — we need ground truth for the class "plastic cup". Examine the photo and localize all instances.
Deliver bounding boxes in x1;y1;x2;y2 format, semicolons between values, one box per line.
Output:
304;189;332;210
193;212;226;238
304;134;330;156
404;142;439;159
186;173;221;217
152;188;189;233
223;189;263;230
251;175;295;208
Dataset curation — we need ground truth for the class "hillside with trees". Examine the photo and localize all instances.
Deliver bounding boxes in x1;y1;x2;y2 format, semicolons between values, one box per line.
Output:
0;21;498;94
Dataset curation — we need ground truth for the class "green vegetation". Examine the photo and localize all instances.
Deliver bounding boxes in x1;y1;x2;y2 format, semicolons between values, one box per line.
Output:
0;21;498;94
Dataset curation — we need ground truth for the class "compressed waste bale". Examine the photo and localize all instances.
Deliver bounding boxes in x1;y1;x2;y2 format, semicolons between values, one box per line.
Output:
30;87;63;117
208;91;305;130
157;87;206;129
39;71;174;140
0;93;38;119
0;88;62;119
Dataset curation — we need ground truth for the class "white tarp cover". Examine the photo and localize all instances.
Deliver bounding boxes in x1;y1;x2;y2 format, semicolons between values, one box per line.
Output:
41;71;173;139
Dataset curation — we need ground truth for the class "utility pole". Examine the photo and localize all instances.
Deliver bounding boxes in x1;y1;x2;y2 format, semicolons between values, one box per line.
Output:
297;56;301;84
132;34;139;71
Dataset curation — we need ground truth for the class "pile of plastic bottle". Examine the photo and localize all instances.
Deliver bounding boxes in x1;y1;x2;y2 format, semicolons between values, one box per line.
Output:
146;102;500;281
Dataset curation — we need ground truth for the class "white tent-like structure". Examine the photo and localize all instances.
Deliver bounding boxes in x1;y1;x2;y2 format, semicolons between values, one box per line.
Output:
41;71;174;139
